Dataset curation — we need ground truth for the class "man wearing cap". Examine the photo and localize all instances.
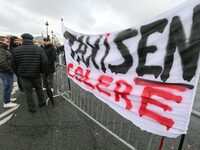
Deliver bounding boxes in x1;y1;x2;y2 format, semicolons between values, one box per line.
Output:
11;33;47;113
41;37;56;90
40;37;56;107
0;36;18;108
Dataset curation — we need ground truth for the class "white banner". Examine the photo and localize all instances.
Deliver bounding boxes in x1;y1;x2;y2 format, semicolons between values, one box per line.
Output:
62;0;200;138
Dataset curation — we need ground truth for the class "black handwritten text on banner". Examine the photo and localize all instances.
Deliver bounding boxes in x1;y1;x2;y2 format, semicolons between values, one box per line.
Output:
62;0;200;138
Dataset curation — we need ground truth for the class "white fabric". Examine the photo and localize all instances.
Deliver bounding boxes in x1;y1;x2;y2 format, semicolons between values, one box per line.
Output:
62;0;200;137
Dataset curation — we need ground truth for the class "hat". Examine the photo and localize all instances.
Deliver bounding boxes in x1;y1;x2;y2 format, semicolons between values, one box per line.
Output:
21;33;33;40
43;37;50;41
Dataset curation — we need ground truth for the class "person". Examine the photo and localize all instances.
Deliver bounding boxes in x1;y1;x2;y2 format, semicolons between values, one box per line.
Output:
41;37;56;90
11;33;47;113
9;36;21;53
0;36;18;108
41;37;56;107
57;45;66;65
9;36;24;93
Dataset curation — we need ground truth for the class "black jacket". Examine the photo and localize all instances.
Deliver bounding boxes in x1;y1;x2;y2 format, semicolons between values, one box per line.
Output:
11;40;47;78
41;44;56;74
0;44;12;73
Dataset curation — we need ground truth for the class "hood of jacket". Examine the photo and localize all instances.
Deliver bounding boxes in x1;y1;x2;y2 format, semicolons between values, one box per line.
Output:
10;36;19;47
0;43;9;50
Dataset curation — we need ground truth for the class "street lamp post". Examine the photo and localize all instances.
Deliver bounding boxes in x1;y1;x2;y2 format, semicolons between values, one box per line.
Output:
45;21;49;37
51;30;54;45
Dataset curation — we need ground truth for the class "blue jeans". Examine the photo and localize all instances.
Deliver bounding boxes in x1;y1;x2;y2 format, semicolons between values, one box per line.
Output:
0;72;14;104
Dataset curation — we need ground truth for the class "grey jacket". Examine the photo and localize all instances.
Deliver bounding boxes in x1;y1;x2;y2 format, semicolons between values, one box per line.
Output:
0;44;12;73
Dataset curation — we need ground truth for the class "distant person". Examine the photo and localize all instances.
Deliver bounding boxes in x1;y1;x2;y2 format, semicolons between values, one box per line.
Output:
57;45;66;65
41;37;56;90
11;33;47;113
0;36;17;108
9;36;24;93
9;36;21;53
41;37;56;107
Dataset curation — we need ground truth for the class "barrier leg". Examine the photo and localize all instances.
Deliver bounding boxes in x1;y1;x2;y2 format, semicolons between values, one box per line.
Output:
178;134;185;150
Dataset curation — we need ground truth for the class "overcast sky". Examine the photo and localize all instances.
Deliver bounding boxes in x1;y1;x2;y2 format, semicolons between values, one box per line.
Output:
0;0;187;42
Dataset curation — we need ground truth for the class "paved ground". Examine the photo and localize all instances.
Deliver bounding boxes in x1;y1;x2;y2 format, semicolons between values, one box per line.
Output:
0;76;199;150
0;78;128;150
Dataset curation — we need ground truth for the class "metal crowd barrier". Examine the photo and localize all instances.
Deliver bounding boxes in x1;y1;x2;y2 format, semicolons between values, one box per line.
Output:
192;77;200;118
55;63;200;150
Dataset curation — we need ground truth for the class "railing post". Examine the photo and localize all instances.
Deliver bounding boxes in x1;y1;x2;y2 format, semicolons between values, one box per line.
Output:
178;134;185;150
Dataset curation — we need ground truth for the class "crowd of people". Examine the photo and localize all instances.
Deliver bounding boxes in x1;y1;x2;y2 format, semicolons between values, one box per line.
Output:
0;33;57;113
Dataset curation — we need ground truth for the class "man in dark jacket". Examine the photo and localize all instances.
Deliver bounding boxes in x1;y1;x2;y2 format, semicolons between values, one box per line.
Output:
11;33;47;113
0;36;18;108
41;37;56;107
9;36;23;93
41;37;56;89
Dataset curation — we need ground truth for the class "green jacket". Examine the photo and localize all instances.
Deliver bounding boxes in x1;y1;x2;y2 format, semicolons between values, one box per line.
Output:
0;44;12;73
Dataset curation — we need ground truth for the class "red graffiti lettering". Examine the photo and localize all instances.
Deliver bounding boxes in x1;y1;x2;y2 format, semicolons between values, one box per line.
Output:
74;66;84;82
114;80;133;110
135;78;188;130
96;75;113;97
83;69;95;89
134;78;188;92
67;63;75;78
